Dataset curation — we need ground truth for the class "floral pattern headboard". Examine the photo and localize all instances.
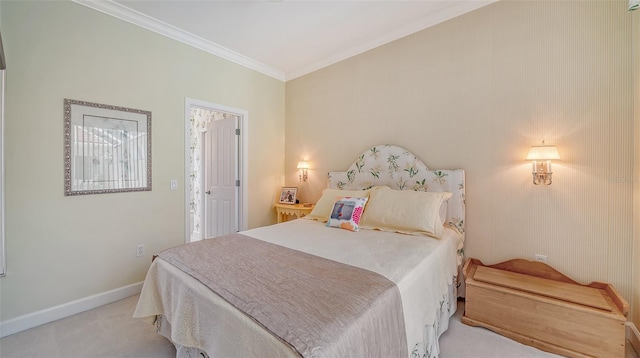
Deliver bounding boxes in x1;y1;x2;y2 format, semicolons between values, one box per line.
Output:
328;144;465;243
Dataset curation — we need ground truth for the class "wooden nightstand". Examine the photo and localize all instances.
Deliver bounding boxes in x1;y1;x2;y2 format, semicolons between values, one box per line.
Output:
274;203;314;223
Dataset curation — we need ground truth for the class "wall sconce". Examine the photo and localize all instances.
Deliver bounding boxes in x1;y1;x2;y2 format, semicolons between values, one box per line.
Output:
297;161;309;182
629;0;639;11
526;141;561;185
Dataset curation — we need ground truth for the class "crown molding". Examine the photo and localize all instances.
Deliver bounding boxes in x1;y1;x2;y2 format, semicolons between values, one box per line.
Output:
72;0;286;82
73;0;494;82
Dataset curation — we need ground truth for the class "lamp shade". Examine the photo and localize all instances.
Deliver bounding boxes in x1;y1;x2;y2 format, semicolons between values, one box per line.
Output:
526;145;560;161
297;161;309;169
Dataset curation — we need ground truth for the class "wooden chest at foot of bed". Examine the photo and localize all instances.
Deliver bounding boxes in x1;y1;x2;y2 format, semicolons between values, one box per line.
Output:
461;258;628;358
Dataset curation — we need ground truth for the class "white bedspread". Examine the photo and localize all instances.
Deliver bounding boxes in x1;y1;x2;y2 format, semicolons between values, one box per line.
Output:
134;219;461;357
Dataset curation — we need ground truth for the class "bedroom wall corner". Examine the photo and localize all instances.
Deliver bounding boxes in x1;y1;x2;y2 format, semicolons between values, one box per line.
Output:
0;0;285;327
285;0;634;306
632;3;640;348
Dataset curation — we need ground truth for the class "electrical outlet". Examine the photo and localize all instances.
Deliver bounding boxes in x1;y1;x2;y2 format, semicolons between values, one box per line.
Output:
534;254;547;263
136;244;145;257
170;179;178;191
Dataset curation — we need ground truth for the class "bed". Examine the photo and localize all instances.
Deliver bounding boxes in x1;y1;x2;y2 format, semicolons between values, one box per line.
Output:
134;144;466;358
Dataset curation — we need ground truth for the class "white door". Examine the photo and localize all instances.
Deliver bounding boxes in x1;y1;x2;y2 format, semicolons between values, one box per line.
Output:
204;116;239;238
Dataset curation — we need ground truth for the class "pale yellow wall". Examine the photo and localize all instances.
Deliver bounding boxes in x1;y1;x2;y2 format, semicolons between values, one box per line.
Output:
287;0;635;303
633;4;640;333
0;1;285;321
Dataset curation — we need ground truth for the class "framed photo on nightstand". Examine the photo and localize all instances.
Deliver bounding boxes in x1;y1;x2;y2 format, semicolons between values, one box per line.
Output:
278;187;297;204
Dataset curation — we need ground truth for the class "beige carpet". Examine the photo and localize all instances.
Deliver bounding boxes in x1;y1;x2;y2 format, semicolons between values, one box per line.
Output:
0;295;637;358
0;295;175;358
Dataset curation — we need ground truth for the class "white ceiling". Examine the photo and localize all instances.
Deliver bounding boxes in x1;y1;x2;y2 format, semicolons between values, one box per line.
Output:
76;0;495;81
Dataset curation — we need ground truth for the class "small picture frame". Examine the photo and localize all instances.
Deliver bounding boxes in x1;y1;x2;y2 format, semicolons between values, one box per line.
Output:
279;187;297;204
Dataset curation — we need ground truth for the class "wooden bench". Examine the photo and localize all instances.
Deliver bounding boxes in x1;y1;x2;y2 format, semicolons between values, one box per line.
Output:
462;258;629;358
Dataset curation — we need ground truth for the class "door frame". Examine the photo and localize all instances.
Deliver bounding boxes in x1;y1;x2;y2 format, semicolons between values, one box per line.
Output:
184;98;248;243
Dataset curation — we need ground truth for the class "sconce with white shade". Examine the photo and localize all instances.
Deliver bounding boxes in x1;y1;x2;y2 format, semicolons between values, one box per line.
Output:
297;161;309;182
526;141;561;185
629;0;639;11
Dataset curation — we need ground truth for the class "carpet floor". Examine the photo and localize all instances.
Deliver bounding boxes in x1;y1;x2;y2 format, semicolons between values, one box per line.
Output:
0;295;637;358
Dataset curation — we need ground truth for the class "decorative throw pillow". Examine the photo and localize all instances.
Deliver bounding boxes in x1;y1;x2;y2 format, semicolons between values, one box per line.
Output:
326;197;368;232
306;188;374;222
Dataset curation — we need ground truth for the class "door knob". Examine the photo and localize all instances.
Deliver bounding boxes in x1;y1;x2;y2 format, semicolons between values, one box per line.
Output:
205;190;211;195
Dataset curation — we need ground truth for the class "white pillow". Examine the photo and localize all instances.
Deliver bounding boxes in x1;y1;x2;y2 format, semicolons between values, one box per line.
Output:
360;186;452;238
439;199;449;226
305;188;374;222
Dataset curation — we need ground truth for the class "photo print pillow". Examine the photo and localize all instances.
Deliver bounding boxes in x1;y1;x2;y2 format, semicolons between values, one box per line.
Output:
326;196;368;232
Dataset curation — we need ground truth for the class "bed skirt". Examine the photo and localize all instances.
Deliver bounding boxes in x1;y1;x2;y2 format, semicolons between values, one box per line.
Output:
154;279;458;358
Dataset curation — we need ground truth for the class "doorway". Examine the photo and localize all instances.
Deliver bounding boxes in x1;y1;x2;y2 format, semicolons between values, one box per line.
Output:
184;98;248;243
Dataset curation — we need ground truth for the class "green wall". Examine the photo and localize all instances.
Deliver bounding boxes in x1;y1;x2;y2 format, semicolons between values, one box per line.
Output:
0;1;285;321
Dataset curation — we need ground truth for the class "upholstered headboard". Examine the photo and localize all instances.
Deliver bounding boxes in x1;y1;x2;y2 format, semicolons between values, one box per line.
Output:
327;144;465;241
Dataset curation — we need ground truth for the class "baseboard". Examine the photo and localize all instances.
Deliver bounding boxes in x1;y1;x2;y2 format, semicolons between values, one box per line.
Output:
0;281;143;338
629;322;640;354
